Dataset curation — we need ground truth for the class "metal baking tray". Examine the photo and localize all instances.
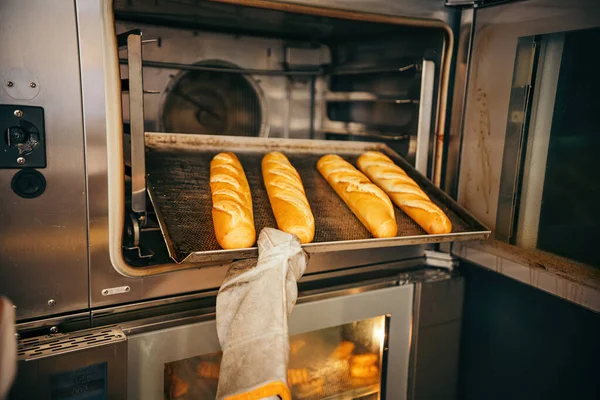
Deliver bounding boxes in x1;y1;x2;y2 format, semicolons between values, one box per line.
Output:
145;133;490;263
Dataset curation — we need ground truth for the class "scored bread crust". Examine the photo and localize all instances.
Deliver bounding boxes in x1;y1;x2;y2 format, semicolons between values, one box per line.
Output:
357;151;452;234
262;152;315;244
210;152;256;249
317;154;397;238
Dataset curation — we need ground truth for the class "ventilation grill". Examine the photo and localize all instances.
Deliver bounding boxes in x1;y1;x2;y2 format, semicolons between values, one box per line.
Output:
17;327;125;361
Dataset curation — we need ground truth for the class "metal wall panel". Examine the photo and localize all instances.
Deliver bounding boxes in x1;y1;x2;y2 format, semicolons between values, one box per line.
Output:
0;0;89;320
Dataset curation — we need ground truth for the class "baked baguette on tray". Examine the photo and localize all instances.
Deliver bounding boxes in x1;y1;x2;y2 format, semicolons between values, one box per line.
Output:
210;152;256;249
262;152;315;244
357;151;452;234
317;154;397;238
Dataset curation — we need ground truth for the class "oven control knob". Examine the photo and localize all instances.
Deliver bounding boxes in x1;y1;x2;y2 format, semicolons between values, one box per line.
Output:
6;126;29;145
11;169;46;199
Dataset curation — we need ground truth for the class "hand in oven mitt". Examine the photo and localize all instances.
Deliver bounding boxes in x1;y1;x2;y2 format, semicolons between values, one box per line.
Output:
216;228;308;400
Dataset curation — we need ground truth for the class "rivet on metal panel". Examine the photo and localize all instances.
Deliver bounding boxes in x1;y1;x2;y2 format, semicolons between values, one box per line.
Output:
49;326;58;334
13;109;23;118
47;299;56;307
102;286;130;296
16;157;26;165
29;82;36;88
5;80;14;87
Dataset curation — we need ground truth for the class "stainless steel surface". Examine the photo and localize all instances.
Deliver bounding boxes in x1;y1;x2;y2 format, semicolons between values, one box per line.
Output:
17;326;125;360
74;0;459;305
494;36;538;243
415;59;435;176
129;59;324;77
16;311;91;336
0;0;89;321
77;0;145;305
325;92;418;103
90;257;420;329
407;273;464;400
406;278;421;400
144;133;489;264
322;121;411;140
515;33;564;249
10;326;127;400
457;0;600;232
126;31;148;215
115;20;315;141
443;8;474;198
101;285;131;296
1;68;40;100
127;283;414;399
424;249;458;269
274;0;457;25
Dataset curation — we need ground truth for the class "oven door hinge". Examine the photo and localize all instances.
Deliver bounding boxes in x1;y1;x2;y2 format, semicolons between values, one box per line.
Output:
424;250;458;270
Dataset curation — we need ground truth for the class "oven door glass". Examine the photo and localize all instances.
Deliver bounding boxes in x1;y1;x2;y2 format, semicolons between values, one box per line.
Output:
496;27;600;267
165;316;386;399
127;284;413;400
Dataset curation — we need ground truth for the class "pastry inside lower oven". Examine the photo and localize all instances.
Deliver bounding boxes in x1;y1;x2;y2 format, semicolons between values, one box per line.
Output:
329;340;356;360
196;361;220;380
288;367;310;386
349;353;380;386
290;339;307;356
170;373;190;398
294;377;325;399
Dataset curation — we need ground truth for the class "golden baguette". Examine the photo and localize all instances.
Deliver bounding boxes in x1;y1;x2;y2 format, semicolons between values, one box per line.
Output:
210;152;256;249
357;151;452;234
317;154;397;238
262;152;315;244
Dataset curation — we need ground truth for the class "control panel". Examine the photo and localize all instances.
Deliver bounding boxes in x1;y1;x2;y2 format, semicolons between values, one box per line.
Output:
1;105;46;168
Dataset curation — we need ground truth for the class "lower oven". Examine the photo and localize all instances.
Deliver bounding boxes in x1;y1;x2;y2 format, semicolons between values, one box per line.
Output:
127;281;411;400
11;265;463;400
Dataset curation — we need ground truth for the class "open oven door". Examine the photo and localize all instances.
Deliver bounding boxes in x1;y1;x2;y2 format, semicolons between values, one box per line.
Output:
447;0;600;310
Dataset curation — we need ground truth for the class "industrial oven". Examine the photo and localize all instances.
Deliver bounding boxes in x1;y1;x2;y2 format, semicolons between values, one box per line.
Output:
1;0;599;399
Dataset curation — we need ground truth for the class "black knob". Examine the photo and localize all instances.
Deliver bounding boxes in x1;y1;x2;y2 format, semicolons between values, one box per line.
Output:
11;169;46;198
7;126;29;146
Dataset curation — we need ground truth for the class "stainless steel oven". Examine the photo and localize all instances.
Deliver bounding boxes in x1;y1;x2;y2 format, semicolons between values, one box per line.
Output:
2;0;599;399
126;279;413;400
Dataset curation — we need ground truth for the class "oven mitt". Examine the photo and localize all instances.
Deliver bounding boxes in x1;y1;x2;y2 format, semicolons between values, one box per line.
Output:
0;297;16;400
216;228;308;400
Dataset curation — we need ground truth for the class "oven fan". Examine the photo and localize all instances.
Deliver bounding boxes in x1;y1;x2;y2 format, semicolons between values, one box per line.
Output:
161;61;267;137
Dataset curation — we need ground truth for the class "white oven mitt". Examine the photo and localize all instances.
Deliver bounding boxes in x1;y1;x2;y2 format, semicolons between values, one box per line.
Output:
0;297;16;400
216;228;308;400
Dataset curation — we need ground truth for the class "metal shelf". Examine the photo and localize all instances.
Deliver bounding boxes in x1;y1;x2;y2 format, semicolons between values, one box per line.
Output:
325;92;419;104
118;58;323;76
118;57;420;78
323;121;411;141
330;63;420;76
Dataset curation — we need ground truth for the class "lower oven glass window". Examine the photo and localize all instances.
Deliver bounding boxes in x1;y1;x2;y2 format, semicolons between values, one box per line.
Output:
498;27;600;267
164;315;387;399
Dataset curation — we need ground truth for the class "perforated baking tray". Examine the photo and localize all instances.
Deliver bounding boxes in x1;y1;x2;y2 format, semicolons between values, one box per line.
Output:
145;133;490;263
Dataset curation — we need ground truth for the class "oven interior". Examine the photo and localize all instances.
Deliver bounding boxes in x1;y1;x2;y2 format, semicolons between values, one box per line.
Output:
113;0;452;267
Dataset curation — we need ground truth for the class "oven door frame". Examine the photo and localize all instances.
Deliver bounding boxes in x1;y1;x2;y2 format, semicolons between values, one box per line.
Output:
448;0;600;312
126;283;414;399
